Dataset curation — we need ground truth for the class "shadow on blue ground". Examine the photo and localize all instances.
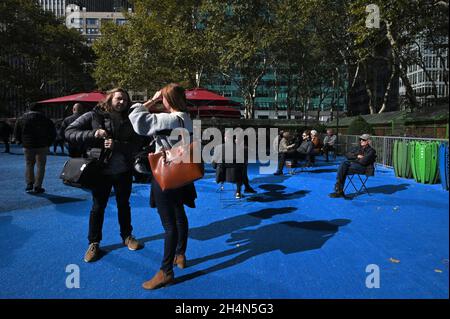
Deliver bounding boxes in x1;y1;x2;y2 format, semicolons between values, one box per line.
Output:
174;219;351;285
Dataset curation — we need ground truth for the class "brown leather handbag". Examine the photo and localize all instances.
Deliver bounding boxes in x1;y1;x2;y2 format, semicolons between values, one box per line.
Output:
148;136;204;191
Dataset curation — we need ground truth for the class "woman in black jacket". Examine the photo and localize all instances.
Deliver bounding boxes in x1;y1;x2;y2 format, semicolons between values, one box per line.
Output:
65;88;142;263
129;83;197;290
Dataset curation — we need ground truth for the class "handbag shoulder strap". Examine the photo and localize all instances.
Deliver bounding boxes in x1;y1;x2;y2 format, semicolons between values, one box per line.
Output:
154;114;188;150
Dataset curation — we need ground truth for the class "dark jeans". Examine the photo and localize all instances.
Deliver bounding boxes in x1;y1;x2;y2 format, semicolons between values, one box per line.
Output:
323;145;335;161
277;151;311;172
242;164;252;191
88;171;133;243
152;179;189;274
337;160;367;185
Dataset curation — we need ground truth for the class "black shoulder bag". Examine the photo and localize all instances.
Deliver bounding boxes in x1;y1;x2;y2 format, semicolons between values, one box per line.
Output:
60;148;111;189
60;116;112;189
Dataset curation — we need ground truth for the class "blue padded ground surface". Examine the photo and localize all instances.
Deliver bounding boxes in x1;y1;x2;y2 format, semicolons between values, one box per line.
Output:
0;145;448;298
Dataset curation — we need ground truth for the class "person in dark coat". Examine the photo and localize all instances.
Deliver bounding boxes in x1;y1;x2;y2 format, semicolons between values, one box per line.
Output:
65;88;143;263
14;103;56;193
236;133;256;194
0;120;13;153
329;133;377;198
296;130;314;166
212;131;247;198
128;83;197;290
52;119;65;154
60;103;85;157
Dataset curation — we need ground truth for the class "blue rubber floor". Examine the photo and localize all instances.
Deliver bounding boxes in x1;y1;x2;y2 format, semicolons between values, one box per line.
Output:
0;145;448;299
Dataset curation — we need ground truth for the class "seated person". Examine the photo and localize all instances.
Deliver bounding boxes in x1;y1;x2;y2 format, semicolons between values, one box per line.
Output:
322;128;337;161
212;132;247;199
273;131;297;175
295;130;314;167
329;134;377;198
310;130;323;163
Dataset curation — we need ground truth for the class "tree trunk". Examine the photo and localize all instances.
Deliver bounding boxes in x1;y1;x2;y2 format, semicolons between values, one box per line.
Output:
385;19;419;110
399;57;419;110
379;52;396;113
363;61;376;114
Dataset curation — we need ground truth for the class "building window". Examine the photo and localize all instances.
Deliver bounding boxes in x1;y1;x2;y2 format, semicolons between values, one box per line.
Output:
86;18;99;26
116;19;127;26
71;18;83;25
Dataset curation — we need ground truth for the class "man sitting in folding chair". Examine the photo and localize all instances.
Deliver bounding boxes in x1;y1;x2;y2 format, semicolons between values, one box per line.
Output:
329;134;377;198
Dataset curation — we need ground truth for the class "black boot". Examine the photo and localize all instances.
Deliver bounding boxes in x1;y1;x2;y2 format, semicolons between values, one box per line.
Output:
329;182;345;198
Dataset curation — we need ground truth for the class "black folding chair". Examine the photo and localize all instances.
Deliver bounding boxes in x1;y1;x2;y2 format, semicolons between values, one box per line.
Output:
344;165;375;196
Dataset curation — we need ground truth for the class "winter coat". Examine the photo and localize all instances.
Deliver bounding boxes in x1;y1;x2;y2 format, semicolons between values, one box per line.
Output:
346;144;377;167
65;106;142;173
212;143;246;184
296;139;313;154
14;111;56;148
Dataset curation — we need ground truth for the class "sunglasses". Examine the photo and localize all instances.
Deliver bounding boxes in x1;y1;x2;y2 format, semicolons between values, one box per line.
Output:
360;139;367;142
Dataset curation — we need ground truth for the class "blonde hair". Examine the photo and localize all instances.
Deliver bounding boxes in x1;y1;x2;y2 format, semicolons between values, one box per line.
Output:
161;83;187;112
98;88;130;113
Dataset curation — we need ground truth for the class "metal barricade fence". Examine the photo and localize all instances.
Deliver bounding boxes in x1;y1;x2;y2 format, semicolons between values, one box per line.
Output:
337;135;449;168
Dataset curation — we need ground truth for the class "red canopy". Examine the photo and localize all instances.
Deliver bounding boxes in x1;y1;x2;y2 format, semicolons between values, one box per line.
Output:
185;88;241;106
185;88;241;118
37;92;106;104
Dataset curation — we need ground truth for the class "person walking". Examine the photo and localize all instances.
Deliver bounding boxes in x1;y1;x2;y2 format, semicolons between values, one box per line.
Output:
129;83;197;290
65;88;142;262
14;104;56;193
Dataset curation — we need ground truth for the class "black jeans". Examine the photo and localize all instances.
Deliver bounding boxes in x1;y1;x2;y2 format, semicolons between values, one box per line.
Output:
88;171;133;243
337;161;367;185
152;179;189;274
323;145;335;160
277;151;311;171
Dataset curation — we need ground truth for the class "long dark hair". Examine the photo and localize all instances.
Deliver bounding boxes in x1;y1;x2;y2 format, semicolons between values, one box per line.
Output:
98;88;131;113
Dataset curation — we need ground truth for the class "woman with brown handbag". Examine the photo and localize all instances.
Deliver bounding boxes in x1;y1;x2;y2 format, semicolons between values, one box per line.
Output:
129;83;197;289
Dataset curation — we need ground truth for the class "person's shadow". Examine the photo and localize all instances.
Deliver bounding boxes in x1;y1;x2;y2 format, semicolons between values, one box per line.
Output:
247;184;310;203
189;207;297;241
175;219;351;284
101;207;297;252
345;183;409;198
31;193;86;204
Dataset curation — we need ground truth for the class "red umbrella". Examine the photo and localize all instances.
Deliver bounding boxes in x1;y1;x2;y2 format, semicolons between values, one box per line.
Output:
185;88;241;118
36;91;106;104
185;88;241;106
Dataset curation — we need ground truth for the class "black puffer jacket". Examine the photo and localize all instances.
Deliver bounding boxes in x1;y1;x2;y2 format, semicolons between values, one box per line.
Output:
14;111;56;148
65;106;142;168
